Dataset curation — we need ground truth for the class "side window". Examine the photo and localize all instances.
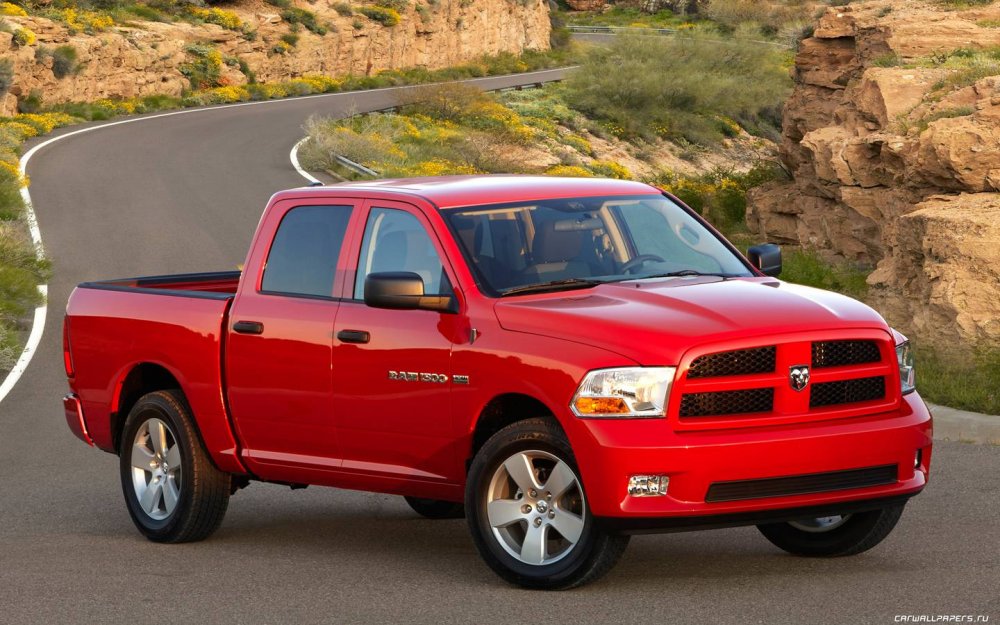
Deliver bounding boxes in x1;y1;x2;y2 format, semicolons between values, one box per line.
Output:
261;205;352;298
354;208;451;298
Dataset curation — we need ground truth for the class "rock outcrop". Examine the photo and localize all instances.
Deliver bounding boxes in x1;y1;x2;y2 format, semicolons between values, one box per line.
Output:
747;0;1000;349
0;0;550;116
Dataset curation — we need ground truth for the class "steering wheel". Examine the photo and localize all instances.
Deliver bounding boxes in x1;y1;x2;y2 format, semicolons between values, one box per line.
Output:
621;254;666;274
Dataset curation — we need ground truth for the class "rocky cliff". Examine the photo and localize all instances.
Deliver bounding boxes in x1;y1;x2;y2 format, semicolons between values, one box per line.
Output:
748;0;1000;350
0;0;550;116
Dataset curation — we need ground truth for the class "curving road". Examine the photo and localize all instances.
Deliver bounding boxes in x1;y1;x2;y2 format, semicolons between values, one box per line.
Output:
1;68;998;624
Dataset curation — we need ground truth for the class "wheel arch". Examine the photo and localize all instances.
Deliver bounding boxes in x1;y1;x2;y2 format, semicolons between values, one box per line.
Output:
467;393;569;468
110;362;184;452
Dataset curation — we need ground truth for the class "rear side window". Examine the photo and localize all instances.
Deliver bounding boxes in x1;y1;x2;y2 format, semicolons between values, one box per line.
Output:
262;205;352;297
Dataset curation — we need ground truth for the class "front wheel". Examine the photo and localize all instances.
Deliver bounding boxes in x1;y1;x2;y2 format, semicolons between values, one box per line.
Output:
119;390;231;543
756;505;905;557
465;418;629;590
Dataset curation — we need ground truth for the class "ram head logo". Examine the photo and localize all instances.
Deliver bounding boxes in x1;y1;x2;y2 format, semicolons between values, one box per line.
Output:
789;365;810;392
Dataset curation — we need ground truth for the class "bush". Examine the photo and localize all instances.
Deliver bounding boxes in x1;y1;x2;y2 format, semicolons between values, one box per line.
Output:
0;2;26;16
179;44;222;89
563;34;791;144
280;32;299;46
334;2;353;16
358;5;400;26
703;0;813;37
12;27;34;46
187;6;244;31
0;59;13;98
51;45;79;79
779;248;869;300
281;7;326;34
16;90;42;113
545;165;594;177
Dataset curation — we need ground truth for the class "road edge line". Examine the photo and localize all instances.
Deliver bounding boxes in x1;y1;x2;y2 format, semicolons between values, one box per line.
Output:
289;138;321;184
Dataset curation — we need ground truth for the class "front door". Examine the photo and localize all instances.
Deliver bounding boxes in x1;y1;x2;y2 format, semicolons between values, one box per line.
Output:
226;200;358;473
332;201;463;483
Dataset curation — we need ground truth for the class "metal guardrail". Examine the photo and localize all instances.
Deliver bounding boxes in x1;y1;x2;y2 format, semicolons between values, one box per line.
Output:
567;25;676;35
333;154;380;178
328;79;562;180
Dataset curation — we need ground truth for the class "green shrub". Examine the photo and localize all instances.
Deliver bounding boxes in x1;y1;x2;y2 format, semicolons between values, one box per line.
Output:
376;0;408;10
281;7;327;34
179;44;222;90
265;0;292;8
17;90;42;113
358;5;400;26
0;59;13;98
564;34;791;144
280;32;299;46
12;27;35;46
779;249;870;300
50;45;79;78
334;2;352;15
914;346;1000;415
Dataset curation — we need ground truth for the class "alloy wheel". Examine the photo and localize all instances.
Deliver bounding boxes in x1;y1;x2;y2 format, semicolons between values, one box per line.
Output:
129;417;182;521
485;449;586;566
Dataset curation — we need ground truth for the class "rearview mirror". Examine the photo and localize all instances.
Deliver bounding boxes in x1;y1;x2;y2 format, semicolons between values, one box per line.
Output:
364;272;456;313
747;243;782;277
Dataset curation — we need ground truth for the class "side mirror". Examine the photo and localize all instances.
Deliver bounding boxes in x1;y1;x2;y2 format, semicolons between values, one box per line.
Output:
364;272;456;313
747;243;782;277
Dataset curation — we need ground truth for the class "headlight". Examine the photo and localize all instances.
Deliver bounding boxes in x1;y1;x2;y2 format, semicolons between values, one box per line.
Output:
571;367;675;418
896;341;915;394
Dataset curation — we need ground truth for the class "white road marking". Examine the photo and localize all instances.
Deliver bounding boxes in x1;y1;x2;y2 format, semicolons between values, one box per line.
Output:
289;138;321;184
0;66;570;404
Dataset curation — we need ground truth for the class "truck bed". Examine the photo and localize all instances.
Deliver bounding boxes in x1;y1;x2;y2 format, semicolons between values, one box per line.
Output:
78;270;241;298
65;270;245;472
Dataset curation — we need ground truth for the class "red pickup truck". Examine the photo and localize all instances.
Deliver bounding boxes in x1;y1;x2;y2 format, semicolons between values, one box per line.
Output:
63;176;931;589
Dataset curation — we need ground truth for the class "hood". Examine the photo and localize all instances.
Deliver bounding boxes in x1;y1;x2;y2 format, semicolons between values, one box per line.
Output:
493;277;890;365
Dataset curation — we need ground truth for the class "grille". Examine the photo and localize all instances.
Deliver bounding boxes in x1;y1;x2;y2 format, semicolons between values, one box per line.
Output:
705;464;898;502
810;376;886;408
812;340;881;368
687;346;776;379
679;388;774;418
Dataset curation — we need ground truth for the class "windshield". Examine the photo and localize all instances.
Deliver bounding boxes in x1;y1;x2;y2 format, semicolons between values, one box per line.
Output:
444;194;753;296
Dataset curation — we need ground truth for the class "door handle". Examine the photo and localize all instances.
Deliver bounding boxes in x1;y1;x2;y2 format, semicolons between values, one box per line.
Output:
232;320;264;335
337;329;370;344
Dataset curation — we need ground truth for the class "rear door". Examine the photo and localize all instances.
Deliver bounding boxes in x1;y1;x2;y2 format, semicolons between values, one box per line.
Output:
226;199;360;472
331;200;464;483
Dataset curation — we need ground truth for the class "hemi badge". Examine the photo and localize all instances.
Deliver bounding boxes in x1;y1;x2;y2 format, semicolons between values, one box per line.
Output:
453;375;470;385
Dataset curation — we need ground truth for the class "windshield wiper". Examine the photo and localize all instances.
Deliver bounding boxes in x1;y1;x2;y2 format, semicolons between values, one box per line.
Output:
630;270;741;280
499;278;604;297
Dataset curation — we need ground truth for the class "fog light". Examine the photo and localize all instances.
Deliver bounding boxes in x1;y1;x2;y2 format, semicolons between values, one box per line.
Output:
628;475;669;497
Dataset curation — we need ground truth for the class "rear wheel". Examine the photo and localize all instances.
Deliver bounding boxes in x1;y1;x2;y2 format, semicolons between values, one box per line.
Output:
119;390;231;543
466;418;629;590
756;505;905;557
404;496;464;519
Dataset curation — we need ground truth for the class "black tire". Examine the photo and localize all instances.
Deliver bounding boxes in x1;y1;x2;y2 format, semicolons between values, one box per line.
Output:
119;390;231;543
465;418;630;590
756;505;905;557
404;496;465;519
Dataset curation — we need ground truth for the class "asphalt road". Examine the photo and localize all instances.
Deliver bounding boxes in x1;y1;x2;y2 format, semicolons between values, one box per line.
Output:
1;68;998;624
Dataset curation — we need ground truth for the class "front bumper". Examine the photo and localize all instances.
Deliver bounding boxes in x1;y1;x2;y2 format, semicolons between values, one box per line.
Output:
570;392;932;522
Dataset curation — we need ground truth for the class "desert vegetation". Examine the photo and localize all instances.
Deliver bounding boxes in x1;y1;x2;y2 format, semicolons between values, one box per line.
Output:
563;33;792;144
562;0;819;45
0;112;75;369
